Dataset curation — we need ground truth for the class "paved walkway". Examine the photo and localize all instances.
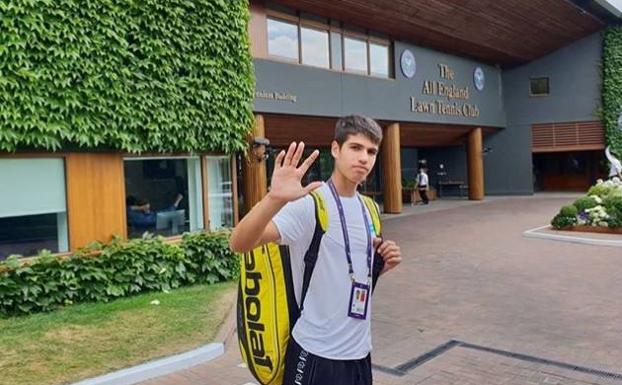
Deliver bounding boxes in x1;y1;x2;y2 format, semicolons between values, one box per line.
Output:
139;194;622;385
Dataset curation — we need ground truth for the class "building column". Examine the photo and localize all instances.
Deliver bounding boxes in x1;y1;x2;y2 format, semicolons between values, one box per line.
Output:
467;127;485;200
381;122;402;213
242;114;268;213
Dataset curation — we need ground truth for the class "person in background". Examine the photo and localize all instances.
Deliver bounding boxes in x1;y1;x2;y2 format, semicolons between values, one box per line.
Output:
416;167;429;205
126;193;183;228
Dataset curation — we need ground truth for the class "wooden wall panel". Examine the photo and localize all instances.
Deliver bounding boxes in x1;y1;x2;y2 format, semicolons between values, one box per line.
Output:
264;114;336;147
532;121;605;153
467;128;485;200
249;0;268;58
65;153;126;250
381;123;402;213
242;115;268;213
543;174;590;191
263;115;500;148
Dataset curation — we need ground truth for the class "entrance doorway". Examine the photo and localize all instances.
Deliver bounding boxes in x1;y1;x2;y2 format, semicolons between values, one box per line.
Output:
532;151;604;191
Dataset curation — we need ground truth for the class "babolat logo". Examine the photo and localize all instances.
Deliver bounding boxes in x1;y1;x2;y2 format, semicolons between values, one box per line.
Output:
244;248;274;370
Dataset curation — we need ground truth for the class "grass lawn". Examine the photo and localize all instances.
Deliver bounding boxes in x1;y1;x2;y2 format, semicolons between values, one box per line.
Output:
0;281;237;385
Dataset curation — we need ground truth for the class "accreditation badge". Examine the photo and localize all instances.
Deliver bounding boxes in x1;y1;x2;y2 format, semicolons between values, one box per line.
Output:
348;281;370;320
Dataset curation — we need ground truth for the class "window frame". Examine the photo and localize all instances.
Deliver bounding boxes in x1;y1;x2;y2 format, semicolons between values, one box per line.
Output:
529;77;550;97
266;16;301;64
368;40;392;78
0;156;69;259
343;34;369;75
122;155;205;238
263;10;394;79
299;24;331;69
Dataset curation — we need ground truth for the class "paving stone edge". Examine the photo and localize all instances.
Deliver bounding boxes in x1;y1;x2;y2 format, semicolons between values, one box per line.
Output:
523;225;622;248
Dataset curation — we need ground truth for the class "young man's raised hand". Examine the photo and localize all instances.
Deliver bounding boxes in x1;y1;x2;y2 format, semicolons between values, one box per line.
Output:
229;141;321;252
268;142;322;203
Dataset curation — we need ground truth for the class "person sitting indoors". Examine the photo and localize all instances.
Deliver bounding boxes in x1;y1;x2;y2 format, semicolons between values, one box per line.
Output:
126;193;183;229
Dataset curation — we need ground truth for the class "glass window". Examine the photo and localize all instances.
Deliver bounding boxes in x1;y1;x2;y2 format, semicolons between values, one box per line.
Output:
301;27;329;68
124;157;203;238
330;31;343;70
344;37;368;73
369;43;389;77
267;18;299;61
207;156;234;230
530;77;549;96
0;213;67;260
0;158;68;259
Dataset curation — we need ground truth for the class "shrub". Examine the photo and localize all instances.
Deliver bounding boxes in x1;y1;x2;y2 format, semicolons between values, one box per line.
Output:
607;210;622;228
551;214;577;229
604;195;622;212
559;205;578;217
588;183;615;197
0;231;239;316
573;196;597;212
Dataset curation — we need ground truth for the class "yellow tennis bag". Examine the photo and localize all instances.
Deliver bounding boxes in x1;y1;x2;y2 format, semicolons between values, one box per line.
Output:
236;190;382;385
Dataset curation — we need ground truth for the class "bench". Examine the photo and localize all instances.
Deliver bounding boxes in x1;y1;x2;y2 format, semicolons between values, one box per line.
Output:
438;181;468;197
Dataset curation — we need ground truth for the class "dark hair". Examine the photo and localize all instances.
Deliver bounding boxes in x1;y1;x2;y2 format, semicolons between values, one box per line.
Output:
334;115;383;146
126;195;138;206
126;195;148;206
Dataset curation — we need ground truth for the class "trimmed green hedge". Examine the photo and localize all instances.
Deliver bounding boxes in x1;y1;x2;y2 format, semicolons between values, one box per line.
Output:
0;0;254;154
0;231;239;317
602;27;622;155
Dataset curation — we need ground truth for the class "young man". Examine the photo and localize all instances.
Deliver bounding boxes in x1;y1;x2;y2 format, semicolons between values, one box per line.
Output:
230;115;402;385
416;167;429;205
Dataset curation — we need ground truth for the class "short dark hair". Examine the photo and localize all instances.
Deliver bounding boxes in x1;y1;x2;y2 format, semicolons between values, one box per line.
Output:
334;115;382;146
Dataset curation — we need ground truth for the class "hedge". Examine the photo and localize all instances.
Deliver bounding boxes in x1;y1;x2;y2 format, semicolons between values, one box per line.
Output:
0;0;254;154
0;231;239;317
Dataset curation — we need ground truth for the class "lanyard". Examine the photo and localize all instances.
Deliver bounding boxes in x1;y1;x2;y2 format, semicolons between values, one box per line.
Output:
327;179;373;282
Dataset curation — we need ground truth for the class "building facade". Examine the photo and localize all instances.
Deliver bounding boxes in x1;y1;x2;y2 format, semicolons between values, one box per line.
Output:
0;1;253;260
243;0;614;213
1;0;618;260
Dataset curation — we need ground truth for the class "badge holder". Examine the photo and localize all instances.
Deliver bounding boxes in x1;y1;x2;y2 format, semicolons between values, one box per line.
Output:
348;281;370;320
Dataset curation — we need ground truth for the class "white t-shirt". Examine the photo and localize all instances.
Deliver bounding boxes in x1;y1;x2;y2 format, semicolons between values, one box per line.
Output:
418;172;429;187
272;183;376;360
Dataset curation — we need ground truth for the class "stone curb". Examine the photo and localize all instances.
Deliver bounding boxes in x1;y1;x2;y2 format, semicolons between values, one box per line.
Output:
70;343;224;385
523;225;622;247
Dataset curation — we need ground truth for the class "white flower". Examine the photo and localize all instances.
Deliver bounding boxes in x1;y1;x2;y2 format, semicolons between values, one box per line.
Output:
591;195;602;204
159;267;167;274
150;299;160;305
596;178;604;185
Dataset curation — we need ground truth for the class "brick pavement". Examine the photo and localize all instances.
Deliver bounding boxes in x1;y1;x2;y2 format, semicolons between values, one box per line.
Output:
138;195;622;385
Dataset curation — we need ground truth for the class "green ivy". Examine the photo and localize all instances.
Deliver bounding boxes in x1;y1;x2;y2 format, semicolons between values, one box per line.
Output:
602;27;622;156
0;0;254;154
0;231;240;317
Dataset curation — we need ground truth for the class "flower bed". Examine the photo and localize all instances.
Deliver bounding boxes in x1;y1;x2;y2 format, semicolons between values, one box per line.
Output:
551;177;622;233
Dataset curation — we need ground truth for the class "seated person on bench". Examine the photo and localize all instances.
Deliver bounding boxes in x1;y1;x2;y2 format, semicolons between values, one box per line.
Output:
126;193;183;228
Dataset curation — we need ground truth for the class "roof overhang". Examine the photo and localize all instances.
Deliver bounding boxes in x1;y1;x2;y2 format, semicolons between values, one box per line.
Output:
268;0;612;67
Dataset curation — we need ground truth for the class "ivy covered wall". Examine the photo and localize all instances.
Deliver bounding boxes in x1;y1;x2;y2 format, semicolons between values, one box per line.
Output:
602;27;622;155
0;0;254;154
